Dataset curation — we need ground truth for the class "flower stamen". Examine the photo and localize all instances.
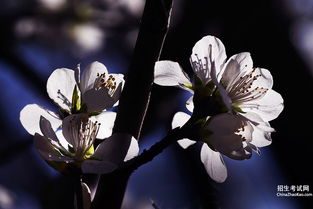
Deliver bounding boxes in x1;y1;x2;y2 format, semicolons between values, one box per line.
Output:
68;116;100;161
57;89;72;107
94;73;118;96
227;68;268;104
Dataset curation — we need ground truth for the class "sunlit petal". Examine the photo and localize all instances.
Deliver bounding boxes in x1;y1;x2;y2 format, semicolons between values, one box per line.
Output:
20;104;61;135
46;68;76;111
90;112;116;139
80;61;108;93
154;61;192;90
200;144;227;183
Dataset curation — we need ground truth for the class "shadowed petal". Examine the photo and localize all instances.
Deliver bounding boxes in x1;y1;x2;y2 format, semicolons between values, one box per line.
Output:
205;114;252;160
34;133;73;162
81;160;117;174
20;104;61;135
46;68;76;111
82;83;122;112
62;114;89;146
200;144;227;183
221;52;253;86
92;133;139;166
81;182;91;209
39;116;59;142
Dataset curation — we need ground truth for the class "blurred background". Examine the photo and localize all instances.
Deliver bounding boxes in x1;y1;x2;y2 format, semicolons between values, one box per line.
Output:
0;0;312;208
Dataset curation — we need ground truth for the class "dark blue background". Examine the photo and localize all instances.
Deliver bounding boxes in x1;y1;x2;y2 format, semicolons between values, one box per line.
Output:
0;0;312;208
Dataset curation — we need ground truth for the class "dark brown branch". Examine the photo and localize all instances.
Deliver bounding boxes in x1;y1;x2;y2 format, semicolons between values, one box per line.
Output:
91;0;173;208
113;0;173;139
121;128;181;172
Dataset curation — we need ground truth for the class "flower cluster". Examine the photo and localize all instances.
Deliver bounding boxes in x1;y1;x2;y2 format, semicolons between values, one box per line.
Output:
20;61;139;174
154;35;284;182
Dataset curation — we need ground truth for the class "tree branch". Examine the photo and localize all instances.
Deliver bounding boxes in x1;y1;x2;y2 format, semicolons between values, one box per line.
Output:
91;0;174;208
113;0;173;139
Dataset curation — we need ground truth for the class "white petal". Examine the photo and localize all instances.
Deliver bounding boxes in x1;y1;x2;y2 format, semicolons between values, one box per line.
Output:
221;52;253;87
250;122;274;147
124;137;139;161
186;96;194;113
177;139;196;149
208;134;250;160
190;35;227;84
250;67;273;90
80;61;108;93
20;104;61;135
241;89;284;122
200;144;227;183
109;81;123;107
171;111;191;129
34;133;73;162
62;114;89;146
81;160;117;174
154;61;192;90
90;112;116;139
92;133;138;165
108;74;125;107
171;112;195;149
46;68;76;111
81;182;91;209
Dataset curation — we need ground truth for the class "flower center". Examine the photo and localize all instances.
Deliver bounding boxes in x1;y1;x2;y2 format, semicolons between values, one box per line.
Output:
190;53;210;82
69;116;100;161
94;73;117;95
227;68;268;104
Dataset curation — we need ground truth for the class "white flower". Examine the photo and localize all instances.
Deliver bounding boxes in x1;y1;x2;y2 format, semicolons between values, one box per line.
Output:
34;114;139;173
172;111;274;183
20;61;124;137
20;103;117;139
47;61;124;113
154;35;226;87
216;52;284;122
155;35;283;182
154;35;284;122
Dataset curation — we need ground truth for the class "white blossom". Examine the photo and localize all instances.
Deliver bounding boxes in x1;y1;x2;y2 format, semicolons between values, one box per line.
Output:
47;61;124;113
154;35;284;122
20;61;124;137
172;111;274;183
34;114;139;173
